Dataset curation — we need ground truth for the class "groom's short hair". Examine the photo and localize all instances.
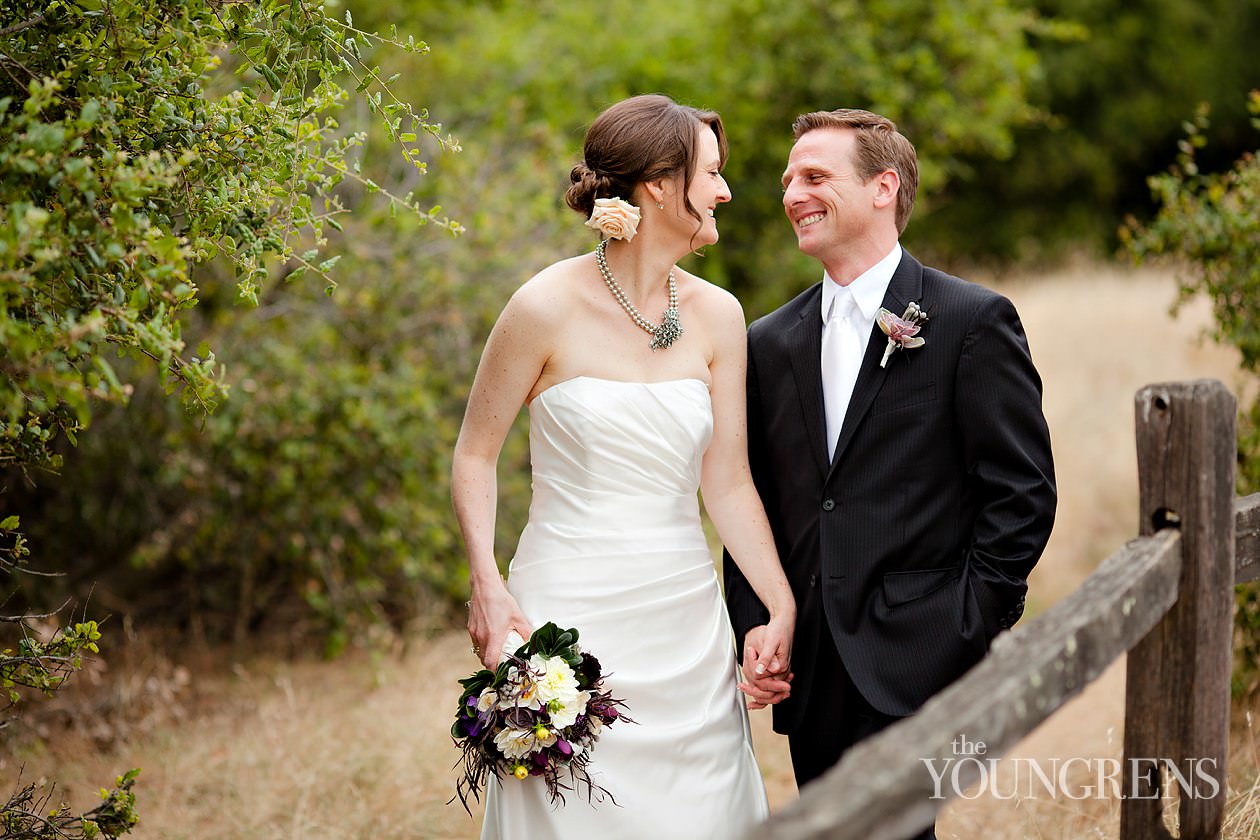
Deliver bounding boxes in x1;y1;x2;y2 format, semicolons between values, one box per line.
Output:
792;109;918;234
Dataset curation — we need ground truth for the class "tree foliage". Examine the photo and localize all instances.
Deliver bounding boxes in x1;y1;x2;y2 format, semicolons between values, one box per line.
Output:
1123;91;1260;696
1;0;456;828
8;218;532;654
935;0;1260;261
0;0;455;477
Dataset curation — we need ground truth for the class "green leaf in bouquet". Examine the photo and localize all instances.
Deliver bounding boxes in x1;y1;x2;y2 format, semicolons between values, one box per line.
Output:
455;667;498;710
523;621;581;659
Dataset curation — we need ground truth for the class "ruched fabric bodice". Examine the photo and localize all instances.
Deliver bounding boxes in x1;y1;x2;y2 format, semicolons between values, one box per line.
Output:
514;376;711;569
480;376;768;840
529;375;711;497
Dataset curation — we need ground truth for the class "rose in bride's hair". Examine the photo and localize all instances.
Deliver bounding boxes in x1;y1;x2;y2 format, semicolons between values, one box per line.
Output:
585;197;641;241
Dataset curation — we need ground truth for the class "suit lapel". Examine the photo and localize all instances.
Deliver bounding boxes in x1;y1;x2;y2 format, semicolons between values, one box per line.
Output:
827;252;925;478
784;284;830;477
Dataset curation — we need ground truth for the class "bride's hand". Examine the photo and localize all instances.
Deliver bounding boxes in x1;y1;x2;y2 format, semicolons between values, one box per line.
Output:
467;578;531;669
749;615;793;677
739;623;794;709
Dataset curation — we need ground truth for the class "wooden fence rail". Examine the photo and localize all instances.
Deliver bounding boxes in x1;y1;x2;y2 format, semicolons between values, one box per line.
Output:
1236;496;1260;585
752;379;1250;840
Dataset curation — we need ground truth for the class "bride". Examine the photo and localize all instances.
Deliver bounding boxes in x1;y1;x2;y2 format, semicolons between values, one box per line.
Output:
452;94;795;838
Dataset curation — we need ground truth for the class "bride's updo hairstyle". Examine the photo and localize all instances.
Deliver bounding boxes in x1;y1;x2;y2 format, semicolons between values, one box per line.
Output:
566;94;727;239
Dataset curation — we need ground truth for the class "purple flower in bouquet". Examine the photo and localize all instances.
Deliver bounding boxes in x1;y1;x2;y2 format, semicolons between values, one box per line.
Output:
576;651;602;686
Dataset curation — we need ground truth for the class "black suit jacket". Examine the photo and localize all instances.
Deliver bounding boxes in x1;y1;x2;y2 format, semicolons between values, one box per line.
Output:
725;250;1056;732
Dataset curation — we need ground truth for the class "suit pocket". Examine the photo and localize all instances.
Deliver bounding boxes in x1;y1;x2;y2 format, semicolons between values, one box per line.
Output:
967;571;1029;637
882;566;961;607
869;382;937;416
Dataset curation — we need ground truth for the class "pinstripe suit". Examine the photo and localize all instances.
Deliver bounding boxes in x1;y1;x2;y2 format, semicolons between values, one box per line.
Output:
725;250;1056;775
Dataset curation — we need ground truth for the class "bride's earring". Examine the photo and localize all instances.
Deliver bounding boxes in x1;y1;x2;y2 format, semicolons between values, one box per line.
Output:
656;200;664;210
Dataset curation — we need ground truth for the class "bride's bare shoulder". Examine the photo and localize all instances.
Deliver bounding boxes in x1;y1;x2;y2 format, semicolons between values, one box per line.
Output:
677;268;746;332
500;253;590;326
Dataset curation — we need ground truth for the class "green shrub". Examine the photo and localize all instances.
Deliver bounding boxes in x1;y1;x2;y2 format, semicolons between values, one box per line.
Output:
1123;91;1260;697
1;0;455;829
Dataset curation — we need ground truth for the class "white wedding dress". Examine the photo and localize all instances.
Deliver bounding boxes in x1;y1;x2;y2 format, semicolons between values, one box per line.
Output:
480;376;768;839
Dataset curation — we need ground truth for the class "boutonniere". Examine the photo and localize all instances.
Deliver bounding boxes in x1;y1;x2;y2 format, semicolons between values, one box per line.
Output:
876;301;929;368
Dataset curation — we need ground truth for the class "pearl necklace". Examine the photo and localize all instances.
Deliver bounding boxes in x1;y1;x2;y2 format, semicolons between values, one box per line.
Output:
594;239;683;351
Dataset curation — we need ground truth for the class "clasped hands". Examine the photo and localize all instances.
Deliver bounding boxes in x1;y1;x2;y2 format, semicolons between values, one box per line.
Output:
737;622;794;710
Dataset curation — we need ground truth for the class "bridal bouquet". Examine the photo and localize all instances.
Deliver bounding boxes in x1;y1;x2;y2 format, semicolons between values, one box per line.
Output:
451;622;631;811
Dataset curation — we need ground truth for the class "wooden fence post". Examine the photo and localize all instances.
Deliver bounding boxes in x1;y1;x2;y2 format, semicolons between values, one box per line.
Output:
1123;380;1236;839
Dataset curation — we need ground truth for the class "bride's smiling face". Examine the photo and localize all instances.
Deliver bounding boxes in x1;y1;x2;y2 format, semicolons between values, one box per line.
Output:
660;126;730;248
683;126;732;246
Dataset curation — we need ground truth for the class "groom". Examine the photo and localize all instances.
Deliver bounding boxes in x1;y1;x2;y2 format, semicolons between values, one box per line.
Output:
725;109;1056;836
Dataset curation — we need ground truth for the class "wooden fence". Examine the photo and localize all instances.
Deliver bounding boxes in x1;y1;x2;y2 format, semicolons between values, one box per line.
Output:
753;379;1257;840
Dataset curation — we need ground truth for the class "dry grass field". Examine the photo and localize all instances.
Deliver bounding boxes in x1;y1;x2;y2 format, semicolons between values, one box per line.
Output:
5;261;1260;839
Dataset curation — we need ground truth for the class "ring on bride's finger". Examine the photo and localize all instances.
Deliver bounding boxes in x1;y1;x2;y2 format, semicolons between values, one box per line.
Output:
471;644;481;655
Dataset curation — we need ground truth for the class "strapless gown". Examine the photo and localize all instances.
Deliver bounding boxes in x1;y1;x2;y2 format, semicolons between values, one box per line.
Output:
480;376;769;839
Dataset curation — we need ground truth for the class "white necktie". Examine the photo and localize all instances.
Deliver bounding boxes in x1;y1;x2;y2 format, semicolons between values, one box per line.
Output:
821;289;864;460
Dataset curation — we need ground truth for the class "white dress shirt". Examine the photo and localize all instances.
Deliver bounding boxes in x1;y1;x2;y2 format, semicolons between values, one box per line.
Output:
820;243;902;458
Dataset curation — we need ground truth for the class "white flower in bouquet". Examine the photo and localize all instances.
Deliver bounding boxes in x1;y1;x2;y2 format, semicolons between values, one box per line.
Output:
531;723;558;748
494;726;539;759
531;654;580;706
499;665;542;711
548;689;590;729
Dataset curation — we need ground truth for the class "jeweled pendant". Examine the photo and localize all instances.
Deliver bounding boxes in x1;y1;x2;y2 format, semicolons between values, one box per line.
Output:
650;308;683;351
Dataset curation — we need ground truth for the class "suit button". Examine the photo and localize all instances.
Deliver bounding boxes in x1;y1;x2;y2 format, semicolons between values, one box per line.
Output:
809;574;817;587
821;499;836;512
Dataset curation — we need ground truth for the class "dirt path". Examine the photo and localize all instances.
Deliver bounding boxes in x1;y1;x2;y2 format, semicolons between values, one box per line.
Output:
7;263;1253;839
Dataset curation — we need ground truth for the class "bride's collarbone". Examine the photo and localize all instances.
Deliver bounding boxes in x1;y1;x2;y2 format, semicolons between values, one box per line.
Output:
540;295;713;390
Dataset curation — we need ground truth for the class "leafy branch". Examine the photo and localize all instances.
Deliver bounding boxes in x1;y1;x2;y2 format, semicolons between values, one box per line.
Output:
1;769;139;840
1;0;461;476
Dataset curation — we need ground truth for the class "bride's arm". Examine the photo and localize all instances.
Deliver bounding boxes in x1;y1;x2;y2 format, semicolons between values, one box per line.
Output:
452;283;553;668
698;289;796;679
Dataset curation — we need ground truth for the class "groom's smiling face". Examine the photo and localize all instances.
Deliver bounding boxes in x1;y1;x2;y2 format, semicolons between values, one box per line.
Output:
781;128;881;262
